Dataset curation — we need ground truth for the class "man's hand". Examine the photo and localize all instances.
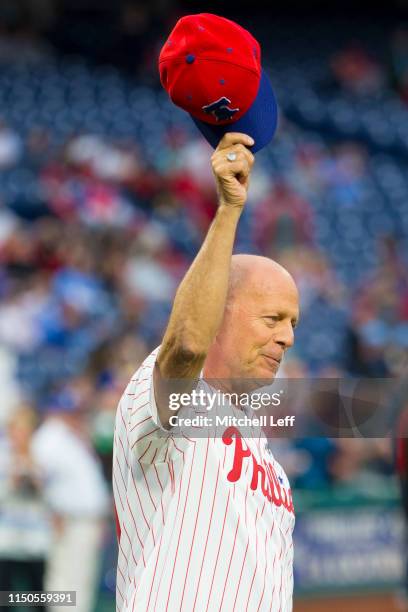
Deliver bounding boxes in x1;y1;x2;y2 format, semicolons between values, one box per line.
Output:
211;133;255;209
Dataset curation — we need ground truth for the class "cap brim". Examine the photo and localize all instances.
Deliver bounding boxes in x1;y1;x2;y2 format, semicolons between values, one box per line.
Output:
191;69;278;154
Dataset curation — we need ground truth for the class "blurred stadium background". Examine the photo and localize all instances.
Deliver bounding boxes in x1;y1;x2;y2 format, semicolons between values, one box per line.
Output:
0;0;407;611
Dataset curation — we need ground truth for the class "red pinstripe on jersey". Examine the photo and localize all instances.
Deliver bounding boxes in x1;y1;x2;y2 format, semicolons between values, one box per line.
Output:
113;348;295;612
166;439;198;611
179;438;209;609
192;462;221;611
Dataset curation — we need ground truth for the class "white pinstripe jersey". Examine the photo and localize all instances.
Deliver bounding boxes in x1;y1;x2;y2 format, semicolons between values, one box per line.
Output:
113;347;295;612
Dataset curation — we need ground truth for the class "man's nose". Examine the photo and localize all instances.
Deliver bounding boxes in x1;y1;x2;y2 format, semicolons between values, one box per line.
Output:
274;320;295;350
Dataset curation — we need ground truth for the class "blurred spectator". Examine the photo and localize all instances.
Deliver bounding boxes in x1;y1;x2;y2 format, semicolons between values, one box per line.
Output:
330;43;386;95
390;28;408;104
0;121;22;168
329;438;393;484
349;237;408;375
254;180;314;254
0;346;22;424
279;246;345;312
31;388;110;612
0;406;50;612
116;2;162;77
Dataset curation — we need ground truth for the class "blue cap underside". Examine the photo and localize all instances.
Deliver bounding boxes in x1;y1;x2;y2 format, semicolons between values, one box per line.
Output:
191;69;278;153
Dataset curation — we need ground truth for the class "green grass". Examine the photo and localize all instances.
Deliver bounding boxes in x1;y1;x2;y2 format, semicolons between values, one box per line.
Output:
95;593;115;612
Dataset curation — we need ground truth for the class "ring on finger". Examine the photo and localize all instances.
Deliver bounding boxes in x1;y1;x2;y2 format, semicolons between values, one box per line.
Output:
226;152;237;162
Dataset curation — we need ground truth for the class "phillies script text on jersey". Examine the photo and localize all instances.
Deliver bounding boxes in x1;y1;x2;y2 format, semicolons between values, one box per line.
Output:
222;426;294;514
113;348;295;612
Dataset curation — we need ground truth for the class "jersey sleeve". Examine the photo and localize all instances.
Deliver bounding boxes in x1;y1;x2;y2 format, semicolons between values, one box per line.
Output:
120;347;190;463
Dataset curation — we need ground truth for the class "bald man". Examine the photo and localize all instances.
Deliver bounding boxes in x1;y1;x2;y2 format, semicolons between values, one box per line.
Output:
113;133;299;612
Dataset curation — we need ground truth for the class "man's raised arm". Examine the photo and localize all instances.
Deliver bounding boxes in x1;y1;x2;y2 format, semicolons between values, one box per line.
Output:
154;133;255;427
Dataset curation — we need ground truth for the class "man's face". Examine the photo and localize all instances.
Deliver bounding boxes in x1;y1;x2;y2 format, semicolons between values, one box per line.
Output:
213;272;299;382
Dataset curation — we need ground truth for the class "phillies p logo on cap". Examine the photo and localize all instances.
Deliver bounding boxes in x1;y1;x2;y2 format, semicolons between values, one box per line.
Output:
159;13;278;153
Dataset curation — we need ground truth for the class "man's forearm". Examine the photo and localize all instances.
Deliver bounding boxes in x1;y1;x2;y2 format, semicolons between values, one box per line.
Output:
161;204;241;359
156;133;254;388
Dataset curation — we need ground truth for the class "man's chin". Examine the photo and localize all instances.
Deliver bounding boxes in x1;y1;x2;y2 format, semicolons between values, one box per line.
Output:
235;373;277;394
255;363;280;380
253;373;277;388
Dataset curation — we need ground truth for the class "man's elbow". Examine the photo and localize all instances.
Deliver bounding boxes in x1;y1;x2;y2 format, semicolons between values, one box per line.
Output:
158;337;207;378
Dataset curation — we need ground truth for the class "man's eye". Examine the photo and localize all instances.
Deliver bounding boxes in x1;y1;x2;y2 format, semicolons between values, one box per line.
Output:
264;316;279;325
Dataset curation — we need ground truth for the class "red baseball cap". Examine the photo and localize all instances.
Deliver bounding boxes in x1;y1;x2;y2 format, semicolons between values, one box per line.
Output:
159;13;278;153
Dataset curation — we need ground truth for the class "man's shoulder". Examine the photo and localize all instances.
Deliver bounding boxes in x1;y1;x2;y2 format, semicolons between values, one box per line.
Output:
118;345;161;412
